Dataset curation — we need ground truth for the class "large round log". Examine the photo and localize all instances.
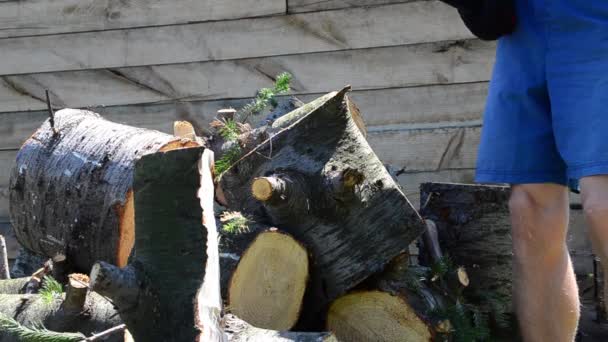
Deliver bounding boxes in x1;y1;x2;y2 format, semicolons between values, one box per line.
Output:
325;251;458;342
218;88;426;327
9;109;198;272
227;229;309;331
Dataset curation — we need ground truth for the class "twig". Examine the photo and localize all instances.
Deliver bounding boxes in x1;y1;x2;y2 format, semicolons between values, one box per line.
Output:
82;324;126;341
45;89;58;135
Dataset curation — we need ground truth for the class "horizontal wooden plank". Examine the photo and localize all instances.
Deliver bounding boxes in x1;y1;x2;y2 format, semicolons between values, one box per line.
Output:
0;125;482;217
0;39;495;113
288;0;416;13
0;1;473;75
394;168;476;208
367;125;481;172
0;0;286;38
0;82;490;149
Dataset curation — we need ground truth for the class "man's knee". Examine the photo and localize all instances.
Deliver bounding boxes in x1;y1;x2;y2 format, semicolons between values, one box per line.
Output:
581;176;608;227
509;184;569;259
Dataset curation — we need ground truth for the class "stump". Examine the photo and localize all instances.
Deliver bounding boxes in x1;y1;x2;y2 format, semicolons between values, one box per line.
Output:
9;109;199;272
218;88;426;324
228;229;309;331
89;147;208;341
420;182;512;313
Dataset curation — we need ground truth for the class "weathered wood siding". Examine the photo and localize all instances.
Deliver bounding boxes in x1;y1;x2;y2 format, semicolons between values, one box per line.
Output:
0;0;491;228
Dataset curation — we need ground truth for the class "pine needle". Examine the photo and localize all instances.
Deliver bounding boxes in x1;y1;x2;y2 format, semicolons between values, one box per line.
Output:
0;313;85;342
39;276;63;304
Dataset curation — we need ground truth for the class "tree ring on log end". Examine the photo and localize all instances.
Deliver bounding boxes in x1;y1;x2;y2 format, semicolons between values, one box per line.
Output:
327;291;433;342
228;231;308;331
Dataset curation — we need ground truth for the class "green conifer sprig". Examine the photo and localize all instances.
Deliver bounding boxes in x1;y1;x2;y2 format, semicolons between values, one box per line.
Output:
0;314;85;342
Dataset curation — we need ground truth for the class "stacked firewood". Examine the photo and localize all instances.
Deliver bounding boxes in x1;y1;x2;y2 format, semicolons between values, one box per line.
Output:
0;88;515;341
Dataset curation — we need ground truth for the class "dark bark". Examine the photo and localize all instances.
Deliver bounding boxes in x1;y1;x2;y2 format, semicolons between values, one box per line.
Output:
89;147;208;341
9;108;199;273
420;182;512;313
0;292;122;342
10;248;46;279
218;88;425;326
224;314;336;342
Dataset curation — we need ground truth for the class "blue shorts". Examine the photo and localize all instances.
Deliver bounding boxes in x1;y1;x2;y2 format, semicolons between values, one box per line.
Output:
475;0;608;186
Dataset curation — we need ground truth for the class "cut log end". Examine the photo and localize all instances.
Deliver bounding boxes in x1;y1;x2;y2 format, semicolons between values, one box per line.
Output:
327;291;433;342
228;231;309;331
251;177;275;201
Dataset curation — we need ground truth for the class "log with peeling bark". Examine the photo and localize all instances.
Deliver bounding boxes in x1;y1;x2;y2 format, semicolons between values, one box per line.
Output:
327;262;449;342
89;147;211;341
227;228;309;331
218;88;426;325
0;291;122;342
9;109;199;273
0;277;30;294
420;182;512;313
224;314;337;342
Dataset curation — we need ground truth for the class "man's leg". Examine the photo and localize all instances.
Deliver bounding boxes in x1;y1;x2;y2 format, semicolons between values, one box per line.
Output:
510;184;579;342
580;176;608;319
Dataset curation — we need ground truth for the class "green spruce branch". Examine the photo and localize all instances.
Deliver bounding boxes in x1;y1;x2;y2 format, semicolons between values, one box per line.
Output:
0;314;84;342
39;276;63;305
238;72;292;121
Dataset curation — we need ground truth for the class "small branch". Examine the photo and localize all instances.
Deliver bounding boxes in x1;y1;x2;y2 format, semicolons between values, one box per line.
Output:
45;89;58;135
82;324;127;341
89;262;139;311
0;235;9;280
63;274;89;312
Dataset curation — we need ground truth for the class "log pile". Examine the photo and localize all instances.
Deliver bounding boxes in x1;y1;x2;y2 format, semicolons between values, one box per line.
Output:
0;89;524;341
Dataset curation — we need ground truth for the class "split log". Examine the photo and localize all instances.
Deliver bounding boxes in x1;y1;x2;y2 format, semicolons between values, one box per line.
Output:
89;147;209;341
0;291;122;342
227;228;309;331
224;314;337;342
0;235;9;279
9;109;199;273
218;88;425;324
420;182;512;313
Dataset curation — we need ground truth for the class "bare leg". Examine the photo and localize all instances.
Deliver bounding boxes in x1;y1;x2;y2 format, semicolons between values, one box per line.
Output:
510;184;579;342
580;176;608;318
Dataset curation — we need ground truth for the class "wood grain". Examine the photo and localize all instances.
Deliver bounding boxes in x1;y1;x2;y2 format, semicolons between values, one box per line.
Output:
367;125;481;172
0;1;473;75
0;38;494;113
0;0;285;39
288;0;418;13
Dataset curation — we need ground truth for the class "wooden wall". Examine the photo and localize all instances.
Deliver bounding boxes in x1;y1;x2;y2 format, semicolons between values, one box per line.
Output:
0;0;597;276
0;0;493;222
